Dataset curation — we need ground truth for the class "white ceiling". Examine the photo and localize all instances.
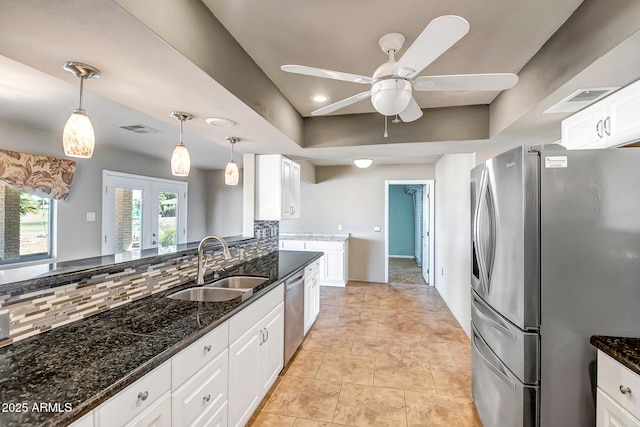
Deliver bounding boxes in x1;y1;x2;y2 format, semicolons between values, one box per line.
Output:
1;0;639;169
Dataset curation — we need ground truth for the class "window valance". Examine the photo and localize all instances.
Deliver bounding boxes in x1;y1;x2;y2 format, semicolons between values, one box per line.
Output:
0;149;76;200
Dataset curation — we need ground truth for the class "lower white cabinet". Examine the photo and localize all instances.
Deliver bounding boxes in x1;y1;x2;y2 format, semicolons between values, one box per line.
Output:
304;260;320;336
280;240;349;287
596;350;640;427
228;298;284;427
126;392;172;427
69;411;93;427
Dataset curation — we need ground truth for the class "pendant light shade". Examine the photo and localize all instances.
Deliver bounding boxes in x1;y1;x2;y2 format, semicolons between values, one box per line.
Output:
170;112;193;177
225;137;240;185
62;62;100;158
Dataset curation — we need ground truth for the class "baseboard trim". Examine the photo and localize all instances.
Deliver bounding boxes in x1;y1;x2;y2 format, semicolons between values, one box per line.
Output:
389;255;415;259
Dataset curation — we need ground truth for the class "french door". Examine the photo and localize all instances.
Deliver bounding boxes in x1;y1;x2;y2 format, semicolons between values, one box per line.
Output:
102;170;188;255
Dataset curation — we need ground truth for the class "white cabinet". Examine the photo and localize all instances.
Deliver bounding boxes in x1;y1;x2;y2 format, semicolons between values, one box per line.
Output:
304;260;320;336
562;79;640;149
228;284;284;427
95;361;171;427
69;412;93;427
280;240;349;287
596;350;640;427
255;154;300;220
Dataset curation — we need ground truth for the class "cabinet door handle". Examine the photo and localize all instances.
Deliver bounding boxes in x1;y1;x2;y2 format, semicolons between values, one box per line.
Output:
604;116;611;136
204;345;211;353
264;327;269;342
620;385;632;395
259;329;264;345
137;391;149;402
203;394;211;402
596;119;604;138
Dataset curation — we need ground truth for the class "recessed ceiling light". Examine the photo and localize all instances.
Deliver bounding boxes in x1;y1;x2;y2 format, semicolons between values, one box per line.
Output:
311;94;329;103
205;117;236;127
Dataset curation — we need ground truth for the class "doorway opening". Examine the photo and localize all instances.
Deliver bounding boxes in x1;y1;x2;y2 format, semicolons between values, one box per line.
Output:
384;180;434;285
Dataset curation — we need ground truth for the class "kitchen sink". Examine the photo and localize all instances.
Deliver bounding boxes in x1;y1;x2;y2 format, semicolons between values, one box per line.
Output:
205;275;269;290
167;287;250;302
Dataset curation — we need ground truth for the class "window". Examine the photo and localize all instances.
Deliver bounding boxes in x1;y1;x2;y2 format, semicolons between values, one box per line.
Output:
101;171;188;255
0;182;53;265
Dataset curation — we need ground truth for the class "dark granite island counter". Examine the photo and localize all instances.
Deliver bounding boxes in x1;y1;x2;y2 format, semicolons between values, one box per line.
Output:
590;335;640;376
0;250;322;427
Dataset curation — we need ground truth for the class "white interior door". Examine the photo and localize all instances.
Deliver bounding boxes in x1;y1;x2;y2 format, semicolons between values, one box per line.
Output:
102;171;188;255
422;185;430;284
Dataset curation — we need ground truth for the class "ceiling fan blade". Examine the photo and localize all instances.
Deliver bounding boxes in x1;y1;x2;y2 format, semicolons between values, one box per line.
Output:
281;65;373;84
398;97;423;122
311;91;371;116
413;73;519;91
392;15;469;78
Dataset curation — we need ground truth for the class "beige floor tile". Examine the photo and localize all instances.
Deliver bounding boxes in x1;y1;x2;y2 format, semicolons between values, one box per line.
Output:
332;383;407;427
247;413;297;427
335;318;378;336
293;419;355;427
312;317;340;332
358;308;398;323
378;298;414;311
401;340;456;366
315;353;375;385
351;335;401;357
303;330;355;354
398;311;439;327
323;305;362;319
263;376;342;422
448;343;472;369
377;318;422;340
405;392;482;427
346;296;380;309
430;366;473;398
285;350;326;378
419;323;470;344
374;354;436;394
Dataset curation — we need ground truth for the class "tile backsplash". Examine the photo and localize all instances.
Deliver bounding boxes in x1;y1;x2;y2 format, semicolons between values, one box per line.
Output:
0;221;279;347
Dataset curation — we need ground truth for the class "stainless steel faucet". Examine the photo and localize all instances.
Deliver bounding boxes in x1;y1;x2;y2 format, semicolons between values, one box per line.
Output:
197;235;231;285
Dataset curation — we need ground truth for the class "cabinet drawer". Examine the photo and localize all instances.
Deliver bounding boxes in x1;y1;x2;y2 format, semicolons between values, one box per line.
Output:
172;348;228;427
229;283;284;343
597;388;640;427
69;411;93;427
305;260;320;277
95;360;171;426
305;241;344;251
598;351;640;420
280;240;305;250
172;321;229;388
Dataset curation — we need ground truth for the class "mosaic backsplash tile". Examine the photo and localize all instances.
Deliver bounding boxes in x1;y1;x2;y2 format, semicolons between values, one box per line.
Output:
0;221;279;347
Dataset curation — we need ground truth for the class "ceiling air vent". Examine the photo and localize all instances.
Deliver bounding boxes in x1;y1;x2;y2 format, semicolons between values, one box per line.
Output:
544;87;619;114
118;124;161;134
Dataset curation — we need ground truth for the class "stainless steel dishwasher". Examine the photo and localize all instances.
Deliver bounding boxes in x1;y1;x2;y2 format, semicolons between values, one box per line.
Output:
284;269;305;365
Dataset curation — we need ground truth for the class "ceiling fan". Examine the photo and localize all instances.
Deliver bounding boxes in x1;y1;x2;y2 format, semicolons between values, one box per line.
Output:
281;15;519;123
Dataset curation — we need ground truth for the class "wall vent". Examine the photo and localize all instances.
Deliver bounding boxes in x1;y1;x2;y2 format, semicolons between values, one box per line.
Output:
544;87;619;114
118;124;161;134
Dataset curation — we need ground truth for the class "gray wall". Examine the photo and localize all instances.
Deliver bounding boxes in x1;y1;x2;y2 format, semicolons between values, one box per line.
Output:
434;153;476;338
206;169;244;237
0;120;214;262
279;164;435;282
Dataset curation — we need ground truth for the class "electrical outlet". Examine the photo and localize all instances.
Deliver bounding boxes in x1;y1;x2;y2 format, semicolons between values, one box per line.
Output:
374;226;381;232
86;212;96;222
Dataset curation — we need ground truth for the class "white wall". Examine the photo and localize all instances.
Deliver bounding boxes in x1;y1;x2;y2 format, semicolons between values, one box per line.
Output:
0;120;214;262
434;153;476;337
280;164;435;282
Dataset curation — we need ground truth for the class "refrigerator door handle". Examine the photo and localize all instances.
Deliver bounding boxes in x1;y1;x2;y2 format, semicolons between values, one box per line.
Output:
475;168;490;294
472;327;516;391
484;176;497;295
472;294;516;340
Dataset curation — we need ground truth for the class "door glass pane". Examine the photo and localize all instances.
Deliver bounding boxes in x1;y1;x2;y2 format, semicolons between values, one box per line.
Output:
114;188;142;253
158;191;178;251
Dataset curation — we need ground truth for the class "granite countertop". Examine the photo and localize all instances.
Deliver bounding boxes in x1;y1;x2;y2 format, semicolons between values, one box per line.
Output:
590;335;640;376
0;250;322;427
279;232;350;242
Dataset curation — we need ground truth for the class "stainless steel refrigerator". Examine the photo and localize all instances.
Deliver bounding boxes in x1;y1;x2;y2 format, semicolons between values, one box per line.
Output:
470;145;640;427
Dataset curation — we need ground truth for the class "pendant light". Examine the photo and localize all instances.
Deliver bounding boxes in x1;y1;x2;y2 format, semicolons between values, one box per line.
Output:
170;112;193;176
353;158;373;168
62;61;101;158
225;137;240;185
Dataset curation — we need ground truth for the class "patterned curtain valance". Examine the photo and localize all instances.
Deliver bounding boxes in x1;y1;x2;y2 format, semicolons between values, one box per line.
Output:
0;149;76;200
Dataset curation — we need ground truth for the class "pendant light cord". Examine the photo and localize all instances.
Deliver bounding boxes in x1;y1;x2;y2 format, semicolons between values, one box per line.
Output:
78;77;84;110
230;141;234;161
179;118;184;143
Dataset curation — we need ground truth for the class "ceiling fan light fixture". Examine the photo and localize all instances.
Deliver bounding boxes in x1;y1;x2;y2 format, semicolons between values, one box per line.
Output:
170;111;193;177
62;61;100;158
225;137;240;185
371;79;412;116
353;158;373;168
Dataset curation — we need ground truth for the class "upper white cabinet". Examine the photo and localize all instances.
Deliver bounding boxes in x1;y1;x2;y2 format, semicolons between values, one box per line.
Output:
562;79;640;149
256;154;300;220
